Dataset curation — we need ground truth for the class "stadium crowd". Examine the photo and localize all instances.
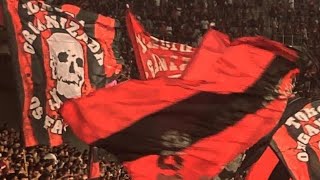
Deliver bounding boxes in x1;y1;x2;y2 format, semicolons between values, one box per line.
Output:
0;0;320;179
0;125;129;179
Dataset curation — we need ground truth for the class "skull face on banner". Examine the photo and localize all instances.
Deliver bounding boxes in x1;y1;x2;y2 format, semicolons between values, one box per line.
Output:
47;33;85;99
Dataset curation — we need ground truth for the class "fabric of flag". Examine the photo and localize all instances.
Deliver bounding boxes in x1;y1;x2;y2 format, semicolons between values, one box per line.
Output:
246;147;279;180
246;147;291;180
271;99;320;180
2;0;123;147
238;97;310;180
126;9;197;79
89;146;100;180
61;33;299;179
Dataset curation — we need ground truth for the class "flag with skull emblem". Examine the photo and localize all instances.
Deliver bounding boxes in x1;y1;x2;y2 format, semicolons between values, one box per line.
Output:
3;0;123;147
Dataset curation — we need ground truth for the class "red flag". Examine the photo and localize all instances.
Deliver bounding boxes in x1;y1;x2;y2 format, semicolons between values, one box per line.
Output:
89;146;100;179
181;30;230;82
61;35;299;179
246;147;279;180
126;10;196;79
2;0;123;147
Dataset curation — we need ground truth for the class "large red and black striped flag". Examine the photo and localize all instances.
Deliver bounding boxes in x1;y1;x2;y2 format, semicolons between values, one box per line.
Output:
61;32;299;179
2;0;123;147
271;99;320;180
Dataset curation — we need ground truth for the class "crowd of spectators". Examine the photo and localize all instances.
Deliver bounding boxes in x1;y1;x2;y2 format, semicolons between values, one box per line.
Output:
0;124;129;179
1;0;320;179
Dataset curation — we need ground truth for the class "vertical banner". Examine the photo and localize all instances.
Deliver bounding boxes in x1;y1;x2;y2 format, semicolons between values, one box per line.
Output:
126;9;195;80
3;0;122;147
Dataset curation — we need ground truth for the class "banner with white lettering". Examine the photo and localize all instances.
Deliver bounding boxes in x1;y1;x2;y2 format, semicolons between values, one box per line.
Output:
126;10;195;80
3;0;123;147
272;100;320;180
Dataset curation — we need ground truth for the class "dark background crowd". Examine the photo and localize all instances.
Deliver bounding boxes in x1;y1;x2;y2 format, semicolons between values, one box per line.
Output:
0;124;129;179
0;0;320;179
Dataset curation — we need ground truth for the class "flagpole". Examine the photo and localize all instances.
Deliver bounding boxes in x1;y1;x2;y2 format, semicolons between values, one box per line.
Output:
23;149;28;177
116;1;119;14
88;145;93;179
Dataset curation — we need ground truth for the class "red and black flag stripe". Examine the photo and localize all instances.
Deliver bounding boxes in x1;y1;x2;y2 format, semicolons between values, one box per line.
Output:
271;99;320;180
237;97;310;179
61;33;299;179
2;0;122;147
246;147;279;180
245;147;291;180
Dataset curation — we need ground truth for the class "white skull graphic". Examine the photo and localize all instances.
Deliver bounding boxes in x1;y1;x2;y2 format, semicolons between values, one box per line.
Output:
47;33;84;99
